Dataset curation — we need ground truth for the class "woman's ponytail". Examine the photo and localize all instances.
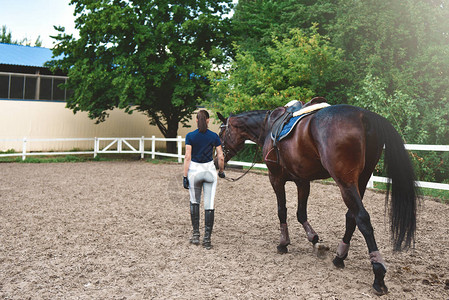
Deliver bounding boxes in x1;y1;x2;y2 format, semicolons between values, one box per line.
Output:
197;110;209;133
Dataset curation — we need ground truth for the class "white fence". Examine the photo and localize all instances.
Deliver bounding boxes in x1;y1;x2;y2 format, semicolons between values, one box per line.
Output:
1;137;448;191
368;144;449;190
238;141;449;191
0;136;184;162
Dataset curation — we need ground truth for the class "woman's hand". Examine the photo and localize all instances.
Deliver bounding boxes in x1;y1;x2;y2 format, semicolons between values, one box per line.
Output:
183;176;189;189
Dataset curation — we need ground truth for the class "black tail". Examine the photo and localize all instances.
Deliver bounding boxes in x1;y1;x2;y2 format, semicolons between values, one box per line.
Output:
368;112;419;251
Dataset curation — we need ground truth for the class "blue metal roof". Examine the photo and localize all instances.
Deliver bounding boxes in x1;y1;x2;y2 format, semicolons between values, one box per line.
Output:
0;43;54;67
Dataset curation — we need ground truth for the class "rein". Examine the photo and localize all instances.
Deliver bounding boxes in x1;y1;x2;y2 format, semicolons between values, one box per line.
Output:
223;144;261;182
221;111;270;182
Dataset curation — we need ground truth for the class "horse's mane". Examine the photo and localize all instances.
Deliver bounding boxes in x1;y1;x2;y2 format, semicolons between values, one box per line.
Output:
232;110;270;128
234;110;269;117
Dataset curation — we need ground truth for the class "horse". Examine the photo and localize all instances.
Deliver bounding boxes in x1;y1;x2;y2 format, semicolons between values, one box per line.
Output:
216;101;418;295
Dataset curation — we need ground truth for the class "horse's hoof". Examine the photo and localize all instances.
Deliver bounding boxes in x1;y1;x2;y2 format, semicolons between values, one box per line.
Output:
313;242;329;259
332;255;346;269
277;245;288;254
373;283;389;296
372;262;388;295
315;243;329;251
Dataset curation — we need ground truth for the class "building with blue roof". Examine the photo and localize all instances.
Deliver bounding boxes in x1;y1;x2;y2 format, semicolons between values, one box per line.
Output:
0;43;68;101
0;43;205;152
0;43;54;68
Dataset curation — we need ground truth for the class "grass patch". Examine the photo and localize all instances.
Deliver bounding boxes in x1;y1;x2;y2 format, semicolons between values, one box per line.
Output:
0;149;16;154
21;155;105;163
145;157;179;164
0;154;109;163
0;153;179;164
0;157;22;163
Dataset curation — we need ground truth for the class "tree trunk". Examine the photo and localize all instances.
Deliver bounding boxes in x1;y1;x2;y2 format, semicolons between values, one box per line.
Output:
149;111;180;154
165;118;179;154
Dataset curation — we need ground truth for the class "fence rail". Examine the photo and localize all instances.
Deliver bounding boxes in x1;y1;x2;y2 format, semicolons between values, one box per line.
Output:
1;137;448;191
240;141;449;191
0;136;184;163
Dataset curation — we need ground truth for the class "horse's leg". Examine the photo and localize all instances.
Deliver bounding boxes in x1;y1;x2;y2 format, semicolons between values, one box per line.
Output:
332;210;356;268
269;172;290;253
338;184;388;295
294;180;319;245
333;170;371;268
359;162;388;295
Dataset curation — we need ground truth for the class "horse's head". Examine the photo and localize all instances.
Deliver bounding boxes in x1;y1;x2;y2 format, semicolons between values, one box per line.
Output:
217;112;247;163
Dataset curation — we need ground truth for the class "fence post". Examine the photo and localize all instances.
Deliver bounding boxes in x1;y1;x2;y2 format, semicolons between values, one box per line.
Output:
367;174;374;189
94;137;98;158
177;136;182;163
140;136;145;159
118;138;122;153
151;135;156;159
22;137;27;161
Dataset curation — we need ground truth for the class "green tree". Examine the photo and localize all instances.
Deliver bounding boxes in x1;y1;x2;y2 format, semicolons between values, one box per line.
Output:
230;0;449;145
210;26;344;115
329;0;449;144
353;74;421;143
232;0;338;61
229;0;347;104
48;0;233;152
1;25;42;46
0;26;13;44
220;0;449;184
232;0;290;62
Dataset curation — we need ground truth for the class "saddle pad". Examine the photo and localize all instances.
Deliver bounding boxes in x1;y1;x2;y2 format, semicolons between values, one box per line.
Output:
274;113;312;142
292;102;330;117
274;103;331;142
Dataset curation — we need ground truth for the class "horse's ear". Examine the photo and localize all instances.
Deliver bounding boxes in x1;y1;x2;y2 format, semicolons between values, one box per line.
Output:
217;112;227;124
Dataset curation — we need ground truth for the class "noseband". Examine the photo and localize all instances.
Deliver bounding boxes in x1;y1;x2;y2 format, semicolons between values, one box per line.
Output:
220;122;238;161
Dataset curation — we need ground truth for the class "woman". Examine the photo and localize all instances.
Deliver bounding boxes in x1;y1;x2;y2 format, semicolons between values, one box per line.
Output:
183;110;225;250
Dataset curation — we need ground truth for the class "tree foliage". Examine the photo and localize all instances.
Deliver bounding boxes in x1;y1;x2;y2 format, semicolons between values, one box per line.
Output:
48;0;233;151
1;25;42;46
332;0;449;146
220;0;449;143
231;0;338;61
328;1;449;184
211;0;449;183
210;26;345;116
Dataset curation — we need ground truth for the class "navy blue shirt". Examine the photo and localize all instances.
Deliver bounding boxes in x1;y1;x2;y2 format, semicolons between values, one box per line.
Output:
185;129;221;163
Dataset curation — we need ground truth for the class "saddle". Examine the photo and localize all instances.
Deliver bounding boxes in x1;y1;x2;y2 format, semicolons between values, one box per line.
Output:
266;97;329;164
270;100;304;146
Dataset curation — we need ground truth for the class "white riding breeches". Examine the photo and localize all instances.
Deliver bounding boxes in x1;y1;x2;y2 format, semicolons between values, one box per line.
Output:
188;161;217;210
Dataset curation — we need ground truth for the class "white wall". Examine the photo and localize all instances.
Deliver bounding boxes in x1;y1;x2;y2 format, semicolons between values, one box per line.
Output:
0;100;219;151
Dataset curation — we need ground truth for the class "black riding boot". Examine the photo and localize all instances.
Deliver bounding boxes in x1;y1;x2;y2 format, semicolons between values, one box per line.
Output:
190;203;200;245
203;209;214;250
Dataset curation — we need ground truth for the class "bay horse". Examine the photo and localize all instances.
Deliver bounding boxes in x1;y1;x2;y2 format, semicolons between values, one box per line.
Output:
216;100;418;295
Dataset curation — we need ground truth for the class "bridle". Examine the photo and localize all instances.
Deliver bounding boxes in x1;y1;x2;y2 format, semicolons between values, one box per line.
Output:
219;111;270;182
219;122;238;160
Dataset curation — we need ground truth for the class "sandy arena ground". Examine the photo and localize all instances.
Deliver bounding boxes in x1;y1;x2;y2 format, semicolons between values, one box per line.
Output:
1;161;448;299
